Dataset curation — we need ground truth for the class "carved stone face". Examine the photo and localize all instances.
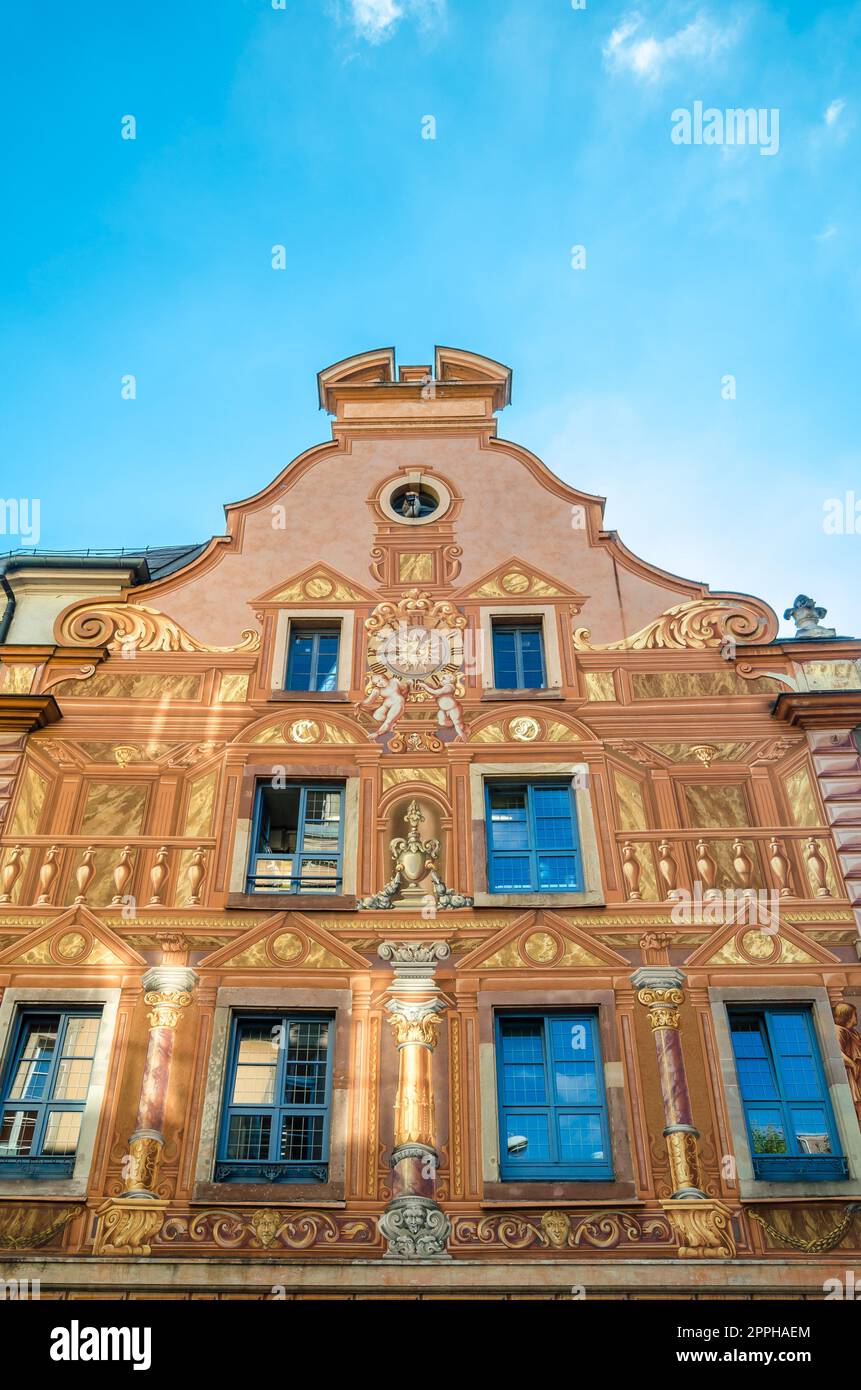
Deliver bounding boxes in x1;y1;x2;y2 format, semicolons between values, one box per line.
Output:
540;1210;571;1249
251;1209;280;1247
402;1205;426;1237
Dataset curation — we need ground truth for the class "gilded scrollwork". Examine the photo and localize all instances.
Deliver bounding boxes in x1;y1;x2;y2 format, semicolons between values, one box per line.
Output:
451;1210;674;1251
573;598;772;652
158;1209;380;1251
55;599;260;654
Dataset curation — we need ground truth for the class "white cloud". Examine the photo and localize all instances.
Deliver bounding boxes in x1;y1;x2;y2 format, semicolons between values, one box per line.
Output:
824;97;845;127
348;0;443;43
816;225;838;240
603;10;739;82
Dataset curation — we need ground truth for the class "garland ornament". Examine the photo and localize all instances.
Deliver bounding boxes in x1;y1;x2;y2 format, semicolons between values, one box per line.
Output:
55;599;260;654
749;1203;861;1253
572;598;772;652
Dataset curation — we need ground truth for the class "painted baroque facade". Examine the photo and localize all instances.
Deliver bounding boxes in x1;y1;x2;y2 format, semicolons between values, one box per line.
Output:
1;347;861;1299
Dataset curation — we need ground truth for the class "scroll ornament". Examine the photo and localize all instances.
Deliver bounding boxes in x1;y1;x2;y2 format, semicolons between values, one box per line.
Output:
572;598;773;652
55;599;260;654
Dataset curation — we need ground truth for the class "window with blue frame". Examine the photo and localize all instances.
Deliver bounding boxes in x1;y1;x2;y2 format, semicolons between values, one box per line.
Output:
216;1014;333;1183
729;1007;847;1181
491;623;546;689
285;626;340;692
247;782;344;893
0;1010;101;1178
496;1012;612;1181
485;781;581;893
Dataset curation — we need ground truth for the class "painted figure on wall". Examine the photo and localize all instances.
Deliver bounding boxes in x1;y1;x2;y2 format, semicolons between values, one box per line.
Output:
355;673;409;739
833;1002;861;1128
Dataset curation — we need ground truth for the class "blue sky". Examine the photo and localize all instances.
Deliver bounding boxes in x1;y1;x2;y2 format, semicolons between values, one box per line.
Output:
1;0;859;635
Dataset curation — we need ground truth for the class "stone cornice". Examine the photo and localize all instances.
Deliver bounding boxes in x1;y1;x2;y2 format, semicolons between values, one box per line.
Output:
773;690;861;730
0;693;61;732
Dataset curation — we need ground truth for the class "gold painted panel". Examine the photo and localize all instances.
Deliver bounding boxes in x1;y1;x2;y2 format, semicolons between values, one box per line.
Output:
217;672;250;703
9;766;48;835
650;742;750;763
399;553;434;582
382;767;447;792
81;782;148;836
51;672;202;700
784;767;821;827
471;723;507;744
614;770;648;832
584;671;615;702
183;769;218;838
632;671;782;699
801;660;861;691
0;663;38;694
684;784;750;828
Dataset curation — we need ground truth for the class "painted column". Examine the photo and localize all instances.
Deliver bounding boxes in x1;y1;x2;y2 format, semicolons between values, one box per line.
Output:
377;941;451;1259
93;966;197;1258
631;966;735;1258
122;966;197;1198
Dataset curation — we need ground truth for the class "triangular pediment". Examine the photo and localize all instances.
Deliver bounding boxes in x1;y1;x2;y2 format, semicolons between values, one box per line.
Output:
254;564;374;606
683;912;840;967
458;910;628;971
197;912;368;971
455;557;587;605
0;906;146;968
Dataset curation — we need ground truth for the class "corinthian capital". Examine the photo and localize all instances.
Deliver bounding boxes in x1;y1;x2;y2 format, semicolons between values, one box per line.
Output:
386;997;446;1049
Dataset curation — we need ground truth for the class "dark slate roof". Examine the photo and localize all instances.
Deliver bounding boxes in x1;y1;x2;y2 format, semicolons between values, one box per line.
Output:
0;544;207;584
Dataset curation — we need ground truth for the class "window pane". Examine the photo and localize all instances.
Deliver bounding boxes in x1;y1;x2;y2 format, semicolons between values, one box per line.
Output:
232;1065;276;1105
42;1110;82;1156
731;1018;779;1100
252;857;294;891
538;855;578;890
314;636;339;692
9;1021;58;1101
301;791;341;852
287;635;314;691
490;856;532;891
233;1026;277;1103
748;1109;788;1154
0;1109;37;1155
284;1021;329;1104
62;1017;99;1059
53;1059;93;1102
492;629;519;688
226;1113;271;1160
558;1112;605;1163
550;1018;594;1060
501;1022;546;1104
792;1110;832;1154
503;1113;550;1163
280;1113;325;1161
519;629;544;686
297;858;339;891
488;789;528;851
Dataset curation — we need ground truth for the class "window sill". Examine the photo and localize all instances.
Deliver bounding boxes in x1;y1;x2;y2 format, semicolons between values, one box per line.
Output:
268;690;350;703
481;688;564;701
193;1181;345;1206
481;1179;635;1203
227;893;357;912
472;890;604;909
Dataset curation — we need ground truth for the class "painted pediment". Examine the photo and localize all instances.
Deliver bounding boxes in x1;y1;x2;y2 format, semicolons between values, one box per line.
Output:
683;916;840;968
0;906;146;968
197;913;368;971
458;911;629;971
456;557;587;605
254;564;374;606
